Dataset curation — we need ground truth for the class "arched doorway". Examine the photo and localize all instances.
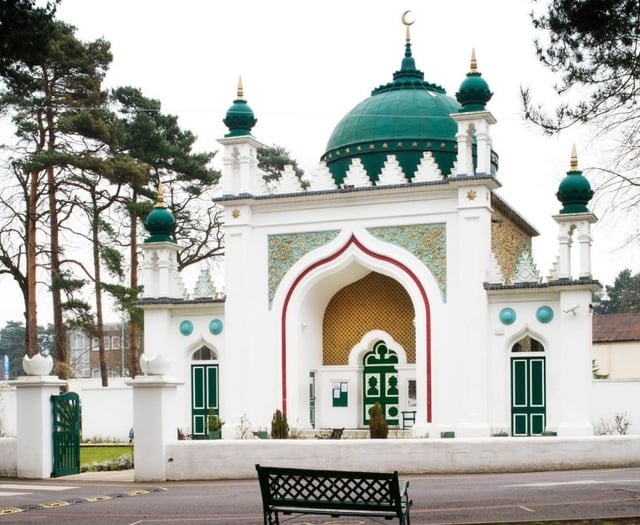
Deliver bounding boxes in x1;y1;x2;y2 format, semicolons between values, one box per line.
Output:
511;335;546;436
190;346;218;438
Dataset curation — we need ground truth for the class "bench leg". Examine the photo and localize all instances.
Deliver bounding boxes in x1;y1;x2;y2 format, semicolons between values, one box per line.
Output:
265;509;280;525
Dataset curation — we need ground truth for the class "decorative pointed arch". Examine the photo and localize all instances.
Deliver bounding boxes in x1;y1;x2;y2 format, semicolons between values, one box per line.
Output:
280;234;432;422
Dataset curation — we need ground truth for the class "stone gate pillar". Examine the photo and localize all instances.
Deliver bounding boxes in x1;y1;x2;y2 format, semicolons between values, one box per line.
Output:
13;372;66;478
127;375;182;482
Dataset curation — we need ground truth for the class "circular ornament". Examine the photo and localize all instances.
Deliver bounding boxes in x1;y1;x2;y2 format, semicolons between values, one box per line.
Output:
209;319;223;335
499;307;516;325
536;306;554;324
179;320;194;336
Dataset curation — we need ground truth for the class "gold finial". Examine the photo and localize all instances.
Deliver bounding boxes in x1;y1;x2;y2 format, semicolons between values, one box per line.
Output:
570;144;579;170
401;10;415;42
155;180;167;208
470;48;478;73
236;76;244;100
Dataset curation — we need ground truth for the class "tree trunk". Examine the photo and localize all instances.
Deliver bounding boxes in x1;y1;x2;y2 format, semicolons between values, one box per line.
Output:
129;196;140;378
91;192;109;387
25;169;39;358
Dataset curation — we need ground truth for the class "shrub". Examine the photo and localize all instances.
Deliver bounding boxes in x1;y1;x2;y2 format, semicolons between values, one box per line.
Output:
271;409;289;439
369;402;388;439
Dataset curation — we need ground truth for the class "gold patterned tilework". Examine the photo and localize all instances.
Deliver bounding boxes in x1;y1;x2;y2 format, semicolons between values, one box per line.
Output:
322;272;416;366
491;209;532;284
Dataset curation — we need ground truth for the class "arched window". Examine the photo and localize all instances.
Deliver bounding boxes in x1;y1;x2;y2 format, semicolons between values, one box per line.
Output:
511;335;544;353
192;346;217;360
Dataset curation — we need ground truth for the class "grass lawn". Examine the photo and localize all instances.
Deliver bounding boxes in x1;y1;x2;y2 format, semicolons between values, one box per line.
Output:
80;445;133;467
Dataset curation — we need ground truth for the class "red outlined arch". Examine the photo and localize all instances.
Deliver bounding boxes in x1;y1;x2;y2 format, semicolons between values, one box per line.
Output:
280;234;432;422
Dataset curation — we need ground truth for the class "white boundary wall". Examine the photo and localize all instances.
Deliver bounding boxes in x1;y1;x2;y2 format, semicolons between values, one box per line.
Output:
164;436;640;481
0;384;16;437
67;379;132;442
592;380;640;433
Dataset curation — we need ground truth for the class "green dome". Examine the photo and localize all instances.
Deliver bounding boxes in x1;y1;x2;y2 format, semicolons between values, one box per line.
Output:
223;78;257;137
455;51;492;112
556;148;594;214
144;185;176;243
322;36;497;185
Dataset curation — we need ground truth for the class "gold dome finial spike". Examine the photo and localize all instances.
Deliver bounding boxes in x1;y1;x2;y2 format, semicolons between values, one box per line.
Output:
236;76;244;100
401;10;415;42
155;179;167;208
470;48;478;73
570;144;579;170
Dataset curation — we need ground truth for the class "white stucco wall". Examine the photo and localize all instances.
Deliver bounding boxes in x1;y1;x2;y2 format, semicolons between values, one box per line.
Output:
67;378;133;442
0;383;17;437
164;435;640;481
592;379;640;434
0;438;17;477
593;341;640;379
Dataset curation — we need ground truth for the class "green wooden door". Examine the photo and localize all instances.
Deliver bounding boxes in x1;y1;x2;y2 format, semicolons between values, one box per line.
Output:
309;371;316;429
51;392;81;477
363;340;400;426
191;364;218;438
511;357;546;436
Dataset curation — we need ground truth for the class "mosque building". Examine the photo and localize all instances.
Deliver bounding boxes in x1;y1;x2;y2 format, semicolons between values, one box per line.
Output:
138;15;598;438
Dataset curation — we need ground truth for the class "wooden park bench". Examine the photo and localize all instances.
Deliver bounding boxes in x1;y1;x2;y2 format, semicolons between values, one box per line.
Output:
255;464;412;524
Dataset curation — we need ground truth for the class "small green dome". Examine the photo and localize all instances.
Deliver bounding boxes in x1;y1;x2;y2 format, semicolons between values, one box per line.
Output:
322;26;497;185
144;184;176;243
223;78;257;137
456;52;492;112
556;147;594;214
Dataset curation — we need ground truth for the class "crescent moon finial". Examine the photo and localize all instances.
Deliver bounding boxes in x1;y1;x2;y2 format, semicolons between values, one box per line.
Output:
401;10;415;42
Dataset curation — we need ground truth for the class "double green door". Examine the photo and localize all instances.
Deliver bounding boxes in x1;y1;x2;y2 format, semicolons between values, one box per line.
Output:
511;357;546;436
191;364;218;438
363;340;399;426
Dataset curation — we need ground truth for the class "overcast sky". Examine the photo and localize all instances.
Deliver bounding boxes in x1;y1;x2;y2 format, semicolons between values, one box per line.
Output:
0;0;637;326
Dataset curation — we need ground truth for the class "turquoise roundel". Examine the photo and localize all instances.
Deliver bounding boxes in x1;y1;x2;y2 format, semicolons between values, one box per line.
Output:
179;320;193;336
209;319;223;335
536;306;554;324
499;307;516;325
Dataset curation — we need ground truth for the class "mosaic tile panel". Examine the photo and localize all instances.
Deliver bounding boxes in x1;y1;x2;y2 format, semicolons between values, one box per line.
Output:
367;224;447;300
268;230;339;306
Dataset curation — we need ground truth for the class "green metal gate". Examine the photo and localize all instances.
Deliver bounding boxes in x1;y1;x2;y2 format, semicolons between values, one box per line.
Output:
51;392;81;477
191;364;219;438
511;357;546;436
363;340;399;426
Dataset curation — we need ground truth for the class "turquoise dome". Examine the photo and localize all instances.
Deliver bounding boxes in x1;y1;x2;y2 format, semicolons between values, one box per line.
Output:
556;149;594;214
322;35;497;186
144;185;176;243
223;78;257;137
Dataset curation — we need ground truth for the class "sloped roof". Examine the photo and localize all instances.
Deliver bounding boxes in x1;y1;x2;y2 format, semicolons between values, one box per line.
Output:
593;313;640;343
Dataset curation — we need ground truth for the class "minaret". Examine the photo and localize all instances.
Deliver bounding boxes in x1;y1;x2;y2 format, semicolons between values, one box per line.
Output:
141;180;185;298
451;50;496;176
219;77;263;196
552;146;597;280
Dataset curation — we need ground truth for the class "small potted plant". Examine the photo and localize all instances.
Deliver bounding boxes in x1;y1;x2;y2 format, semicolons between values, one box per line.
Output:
207;409;224;439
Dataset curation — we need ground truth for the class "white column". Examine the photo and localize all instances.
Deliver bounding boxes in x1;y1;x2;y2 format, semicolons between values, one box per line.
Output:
13;376;67;478
577;223;593;279
127;376;182;482
557;224;573;280
455;129;473;176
